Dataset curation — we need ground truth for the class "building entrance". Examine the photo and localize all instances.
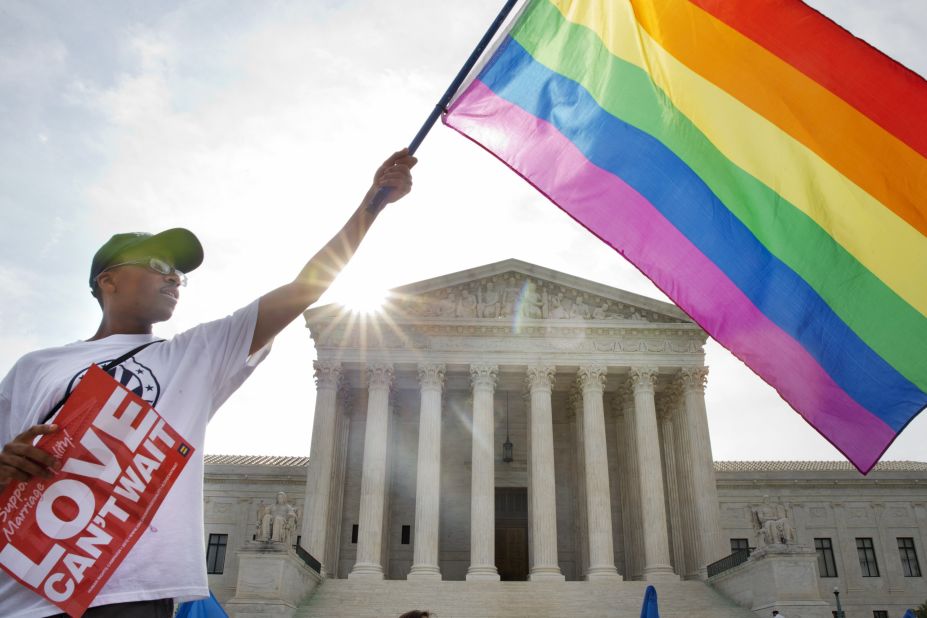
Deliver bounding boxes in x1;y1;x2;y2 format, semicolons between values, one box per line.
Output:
495;487;528;581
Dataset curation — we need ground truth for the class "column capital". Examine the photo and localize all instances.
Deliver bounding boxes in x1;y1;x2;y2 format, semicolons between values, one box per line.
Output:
629;366;659;393
367;363;394;390
469;364;498;390
314;360;342;390
576;365;607;392
417;363;446;391
677;367;709;393
526;365;556;391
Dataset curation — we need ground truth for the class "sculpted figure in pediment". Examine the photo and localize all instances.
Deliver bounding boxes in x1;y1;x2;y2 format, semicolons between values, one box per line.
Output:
457;289;478;318
435;291;457;318
478;281;501;318
501;276;520;317
549;293;569;319
570;294;591;319
521;281;544;319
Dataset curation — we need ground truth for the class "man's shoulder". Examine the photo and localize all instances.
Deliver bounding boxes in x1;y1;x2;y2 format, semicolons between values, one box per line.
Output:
7;343;83;371
2;338;141;383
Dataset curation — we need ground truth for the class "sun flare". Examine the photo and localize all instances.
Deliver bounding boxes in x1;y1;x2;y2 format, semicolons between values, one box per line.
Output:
340;286;388;314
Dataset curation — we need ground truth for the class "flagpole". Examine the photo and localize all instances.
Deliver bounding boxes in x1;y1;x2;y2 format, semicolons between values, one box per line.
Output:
367;0;520;214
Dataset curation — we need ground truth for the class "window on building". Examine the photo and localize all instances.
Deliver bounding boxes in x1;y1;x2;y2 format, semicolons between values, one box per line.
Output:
856;537;880;577
351;524;359;544
401;525;411;545
873;611;888;618
730;538;749;553
206;533;228;575
898;537;922;577
814;538;838;577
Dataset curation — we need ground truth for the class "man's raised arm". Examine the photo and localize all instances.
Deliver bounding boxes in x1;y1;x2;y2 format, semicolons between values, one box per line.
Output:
249;149;416;355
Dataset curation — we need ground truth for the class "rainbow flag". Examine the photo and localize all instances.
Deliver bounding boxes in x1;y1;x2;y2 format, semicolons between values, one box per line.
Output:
443;0;927;473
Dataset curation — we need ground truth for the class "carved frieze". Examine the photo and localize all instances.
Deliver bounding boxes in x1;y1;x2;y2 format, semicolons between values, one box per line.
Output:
313;324;705;356
395;272;686;324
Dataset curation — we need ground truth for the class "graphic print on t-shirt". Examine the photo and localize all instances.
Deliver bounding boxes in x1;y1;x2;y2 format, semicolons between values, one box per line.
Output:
65;355;161;407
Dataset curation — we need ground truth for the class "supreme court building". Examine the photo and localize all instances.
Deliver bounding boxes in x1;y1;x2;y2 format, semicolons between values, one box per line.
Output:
206;260;927;618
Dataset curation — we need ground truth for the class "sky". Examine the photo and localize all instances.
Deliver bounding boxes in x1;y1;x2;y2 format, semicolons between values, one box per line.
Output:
1;0;924;463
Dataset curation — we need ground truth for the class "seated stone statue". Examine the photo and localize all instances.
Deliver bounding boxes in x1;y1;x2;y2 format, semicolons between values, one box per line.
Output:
752;496;797;547
257;491;298;545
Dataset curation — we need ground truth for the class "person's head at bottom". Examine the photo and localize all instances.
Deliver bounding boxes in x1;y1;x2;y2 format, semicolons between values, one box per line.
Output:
399;611;431;618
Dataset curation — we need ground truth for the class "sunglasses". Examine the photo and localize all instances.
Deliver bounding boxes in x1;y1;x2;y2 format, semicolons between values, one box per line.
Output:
104;257;188;286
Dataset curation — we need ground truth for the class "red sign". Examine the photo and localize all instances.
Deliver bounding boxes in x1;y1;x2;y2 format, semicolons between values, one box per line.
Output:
0;364;194;617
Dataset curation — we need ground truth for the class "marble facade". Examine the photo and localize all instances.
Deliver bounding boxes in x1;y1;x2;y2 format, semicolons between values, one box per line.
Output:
299;259;722;584
203;261;927;616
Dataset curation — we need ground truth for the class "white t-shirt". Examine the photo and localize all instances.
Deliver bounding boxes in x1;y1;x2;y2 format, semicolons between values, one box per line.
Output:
0;300;269;617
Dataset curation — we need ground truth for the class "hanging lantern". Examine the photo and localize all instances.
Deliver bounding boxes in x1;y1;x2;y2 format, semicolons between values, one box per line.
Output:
503;391;514;463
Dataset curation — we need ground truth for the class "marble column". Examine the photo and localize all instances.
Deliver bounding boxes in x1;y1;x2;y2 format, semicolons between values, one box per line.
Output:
577;366;622;580
324;383;352;580
658;398;685;577
616;389;643;580
349;363;393;579
679;367;725;574
670;378;700;580
526;365;564;581
467;364;500;581
570;388;589;578
408;364;446;581
300;360;341;577
630;367;677;581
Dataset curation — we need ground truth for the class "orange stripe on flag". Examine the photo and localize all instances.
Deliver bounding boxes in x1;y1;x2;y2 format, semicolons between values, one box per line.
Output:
630;0;927;237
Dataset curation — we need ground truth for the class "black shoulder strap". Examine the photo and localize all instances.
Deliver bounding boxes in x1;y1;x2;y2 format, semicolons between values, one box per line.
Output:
40;340;163;425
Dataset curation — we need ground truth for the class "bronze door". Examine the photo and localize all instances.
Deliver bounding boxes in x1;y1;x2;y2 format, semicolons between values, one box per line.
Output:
495;487;528;581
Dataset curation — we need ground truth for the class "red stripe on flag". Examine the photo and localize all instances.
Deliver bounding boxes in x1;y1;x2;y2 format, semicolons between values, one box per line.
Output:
688;0;927;158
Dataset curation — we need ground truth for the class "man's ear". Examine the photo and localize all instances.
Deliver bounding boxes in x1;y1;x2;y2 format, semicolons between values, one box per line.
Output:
96;271;118;298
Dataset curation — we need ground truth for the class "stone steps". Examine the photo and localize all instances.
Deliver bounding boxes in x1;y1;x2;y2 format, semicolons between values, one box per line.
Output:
296;580;754;618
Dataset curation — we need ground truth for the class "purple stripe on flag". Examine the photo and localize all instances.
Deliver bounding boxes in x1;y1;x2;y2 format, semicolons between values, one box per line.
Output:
445;80;895;472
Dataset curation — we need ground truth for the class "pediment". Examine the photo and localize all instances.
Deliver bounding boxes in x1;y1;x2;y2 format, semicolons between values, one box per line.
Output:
383;259;690;325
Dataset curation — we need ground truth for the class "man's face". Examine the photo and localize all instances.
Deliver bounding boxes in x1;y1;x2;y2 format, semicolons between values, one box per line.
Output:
99;256;182;324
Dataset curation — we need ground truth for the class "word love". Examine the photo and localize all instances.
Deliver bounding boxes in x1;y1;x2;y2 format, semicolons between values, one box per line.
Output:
0;365;193;617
